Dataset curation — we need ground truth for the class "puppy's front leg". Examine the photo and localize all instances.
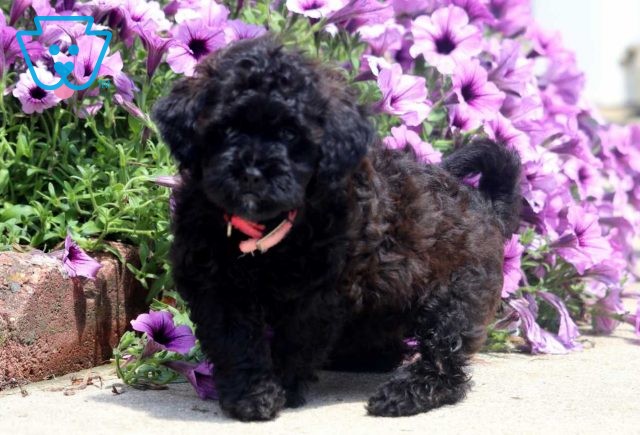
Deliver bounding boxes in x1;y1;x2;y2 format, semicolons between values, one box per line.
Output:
271;289;346;408
188;294;285;421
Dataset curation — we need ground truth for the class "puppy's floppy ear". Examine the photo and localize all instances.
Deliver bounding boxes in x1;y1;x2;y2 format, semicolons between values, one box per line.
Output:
317;73;374;183
152;77;204;168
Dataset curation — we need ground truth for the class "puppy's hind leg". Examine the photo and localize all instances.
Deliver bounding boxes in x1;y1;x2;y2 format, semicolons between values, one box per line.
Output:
366;298;484;417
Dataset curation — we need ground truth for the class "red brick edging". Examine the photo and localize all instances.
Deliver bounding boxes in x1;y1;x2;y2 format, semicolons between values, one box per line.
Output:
0;244;147;384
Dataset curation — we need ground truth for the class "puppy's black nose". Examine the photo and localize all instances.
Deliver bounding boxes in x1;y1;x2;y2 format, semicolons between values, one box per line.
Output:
242;166;264;188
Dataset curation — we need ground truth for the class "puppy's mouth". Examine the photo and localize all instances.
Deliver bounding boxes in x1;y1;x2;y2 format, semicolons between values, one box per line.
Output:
233;192;286;222
224;209;298;254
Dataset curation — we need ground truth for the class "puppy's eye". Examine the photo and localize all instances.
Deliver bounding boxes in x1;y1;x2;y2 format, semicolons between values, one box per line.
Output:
279;128;298;142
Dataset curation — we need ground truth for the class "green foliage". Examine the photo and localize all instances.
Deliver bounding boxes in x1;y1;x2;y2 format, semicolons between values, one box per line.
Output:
0;48;176;301
484;326;519;353
113;330;182;387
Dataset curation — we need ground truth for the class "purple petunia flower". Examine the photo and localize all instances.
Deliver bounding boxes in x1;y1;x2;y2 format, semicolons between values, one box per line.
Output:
393;36;416;72
521;159;561;217
488;39;534;97
549;133;603;171
600;124;640;180
601;221;635;264
539;197;575;240
555;205;612;274
121;0;171;33
163;0;182;16
509;297;570;354
9;0;32;26
139;33;174;79
357;20;405;57
77;0;133;34
449;0;494;26
36;18;84;51
502;234;524;298
449;105;475;132
485;114;537;164
591;285;625;334
31;0;56;16
131;310;196;355
583;254;626;287
409;5;482;75
562;157;604;200
114;94;146;121
120;0;171;44
486;0;531;37
539;54;585;106
166;19;226;76
113;70;138;102
153;174;182;188
152;175;181;215
12;66;61;114
501;92;544;128
224;19;267;43
376;63;431;126
286;0;348;19
451;59;505;129
526;24;568;61
383;124;442;163
391;0;432;18
51;231;103;281
538;291;581;350
165;360;217;400
362;54;392;78
71;35;124;86
1;15;23;76
174;0;229;27
327;0;394;32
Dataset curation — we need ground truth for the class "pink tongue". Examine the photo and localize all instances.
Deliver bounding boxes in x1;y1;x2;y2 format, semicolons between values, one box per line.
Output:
54;84;74;99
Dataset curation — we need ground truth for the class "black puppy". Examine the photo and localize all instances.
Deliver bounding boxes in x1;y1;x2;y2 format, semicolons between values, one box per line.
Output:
152;36;521;421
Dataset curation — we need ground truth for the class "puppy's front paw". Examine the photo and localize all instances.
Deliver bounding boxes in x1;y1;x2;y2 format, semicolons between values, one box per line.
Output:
220;379;286;421
366;377;429;417
367;373;467;417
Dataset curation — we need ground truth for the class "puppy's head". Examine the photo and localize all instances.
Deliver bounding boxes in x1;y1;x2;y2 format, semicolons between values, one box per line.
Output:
152;36;373;221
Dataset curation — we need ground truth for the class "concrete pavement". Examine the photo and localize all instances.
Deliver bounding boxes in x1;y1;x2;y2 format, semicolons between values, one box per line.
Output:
1;322;639;435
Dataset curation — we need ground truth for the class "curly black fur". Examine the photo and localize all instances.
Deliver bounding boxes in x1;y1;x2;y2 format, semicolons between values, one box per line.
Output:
152;36;521;421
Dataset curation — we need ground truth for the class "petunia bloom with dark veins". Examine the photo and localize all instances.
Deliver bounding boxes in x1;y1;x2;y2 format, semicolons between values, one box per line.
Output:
12;66;61;114
451;59;505;129
555;205;612;274
286;0;347;19
376;63;431;126
166;18;226;76
48;231;103;281
410;5;482;74
501;234;524;298
165;360;218;400
131;310;196;355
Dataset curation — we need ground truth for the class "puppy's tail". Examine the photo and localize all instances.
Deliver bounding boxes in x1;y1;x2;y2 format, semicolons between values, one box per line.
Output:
442;139;522;237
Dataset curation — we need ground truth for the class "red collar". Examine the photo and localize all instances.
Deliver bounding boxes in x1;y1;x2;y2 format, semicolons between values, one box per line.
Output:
224;210;298;254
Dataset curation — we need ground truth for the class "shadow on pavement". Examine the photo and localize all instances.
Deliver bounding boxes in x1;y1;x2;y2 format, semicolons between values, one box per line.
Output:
89;371;390;423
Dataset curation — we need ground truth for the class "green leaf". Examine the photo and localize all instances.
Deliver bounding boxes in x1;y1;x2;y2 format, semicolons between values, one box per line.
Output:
81;220;103;235
1;204;37;221
0;169;9;193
